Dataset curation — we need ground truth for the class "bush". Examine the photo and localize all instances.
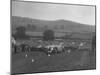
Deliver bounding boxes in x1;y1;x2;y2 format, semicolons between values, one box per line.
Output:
43;29;55;41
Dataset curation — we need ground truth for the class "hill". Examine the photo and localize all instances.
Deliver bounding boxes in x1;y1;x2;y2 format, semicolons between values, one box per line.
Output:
11;16;95;33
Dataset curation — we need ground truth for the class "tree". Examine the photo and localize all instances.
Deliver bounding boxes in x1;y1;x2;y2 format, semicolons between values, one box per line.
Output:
43;29;55;41
15;26;28;39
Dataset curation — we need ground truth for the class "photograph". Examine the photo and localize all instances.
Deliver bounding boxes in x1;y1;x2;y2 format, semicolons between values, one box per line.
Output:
11;0;96;74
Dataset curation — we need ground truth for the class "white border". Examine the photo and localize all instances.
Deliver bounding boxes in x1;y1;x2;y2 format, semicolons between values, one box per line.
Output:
0;0;99;75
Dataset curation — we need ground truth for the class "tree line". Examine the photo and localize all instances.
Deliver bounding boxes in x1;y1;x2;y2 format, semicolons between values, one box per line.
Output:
13;26;55;41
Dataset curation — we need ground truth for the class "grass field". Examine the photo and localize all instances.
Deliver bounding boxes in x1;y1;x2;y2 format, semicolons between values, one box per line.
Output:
11;48;96;74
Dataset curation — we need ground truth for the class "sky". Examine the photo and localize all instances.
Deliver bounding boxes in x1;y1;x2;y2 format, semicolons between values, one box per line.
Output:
12;1;95;25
